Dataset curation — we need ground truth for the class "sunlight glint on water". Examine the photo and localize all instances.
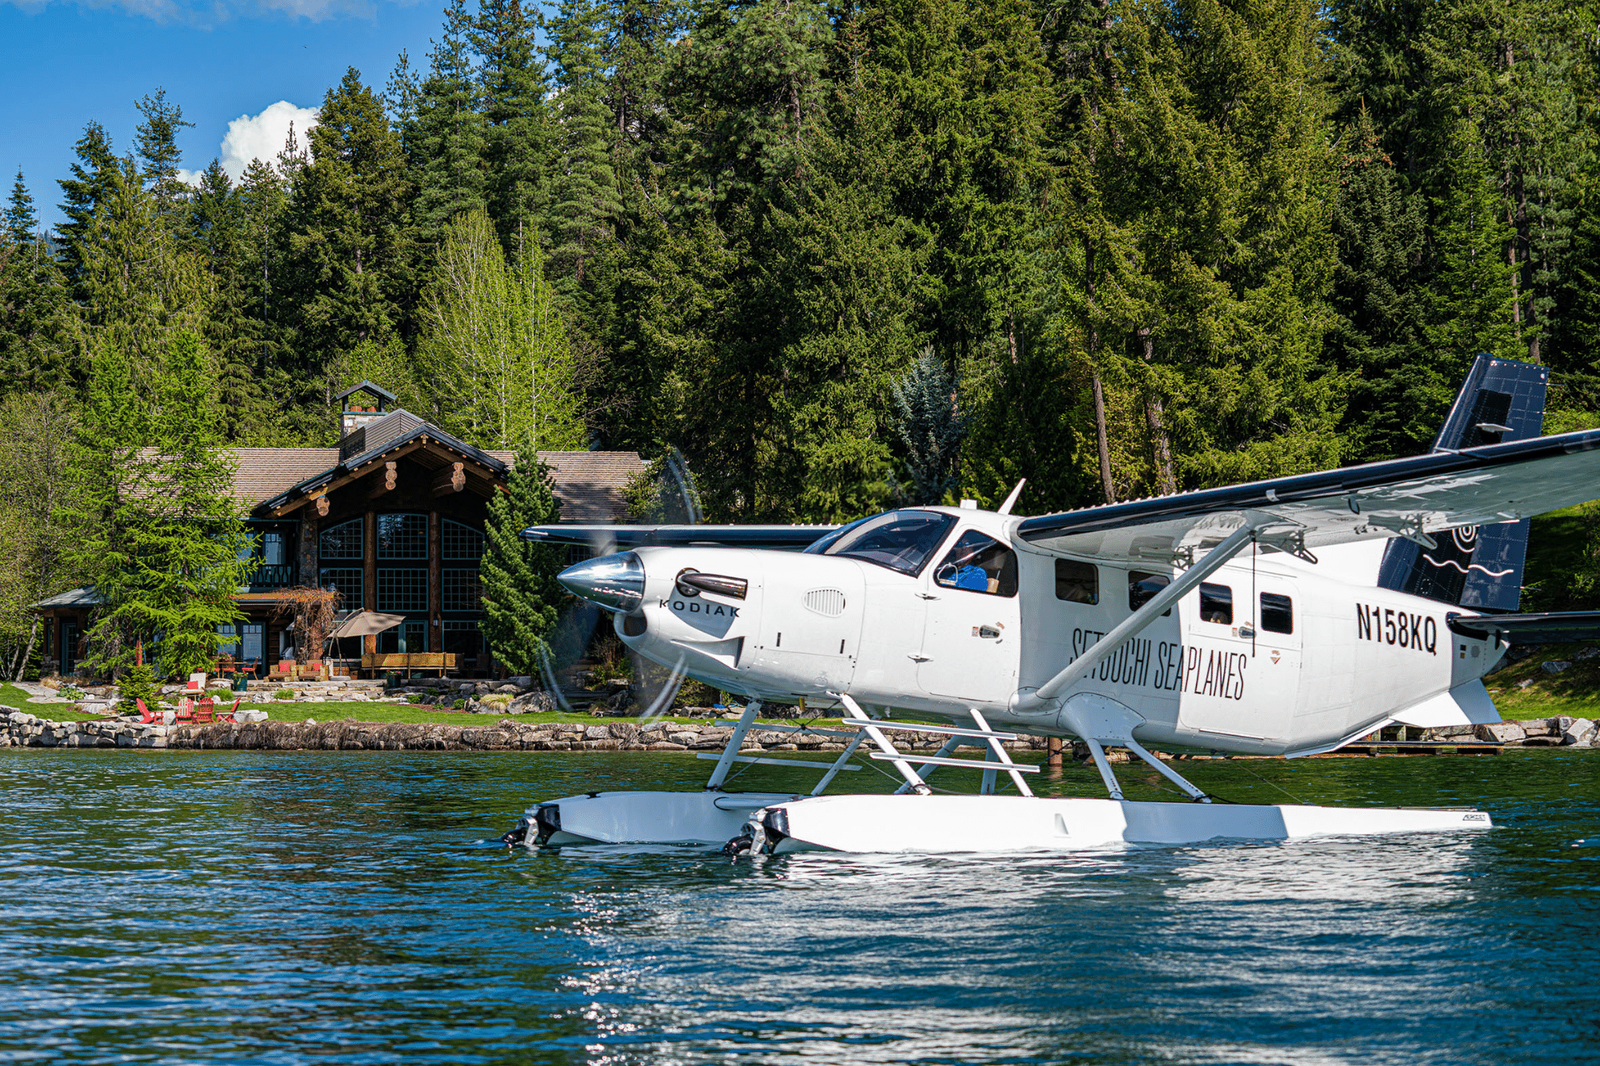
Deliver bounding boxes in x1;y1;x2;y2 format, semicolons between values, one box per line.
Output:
0;748;1594;1065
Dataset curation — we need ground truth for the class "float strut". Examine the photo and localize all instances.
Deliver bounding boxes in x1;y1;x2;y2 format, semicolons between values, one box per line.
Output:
833;692;932;795
810;728;868;796
970;709;1033;797
1083;738;1125;801
705;699;762;790
1124;737;1210;802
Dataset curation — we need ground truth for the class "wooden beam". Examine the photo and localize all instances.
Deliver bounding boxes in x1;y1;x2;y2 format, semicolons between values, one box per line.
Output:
431;462;466;496
367;461;398;500
268;439;428;516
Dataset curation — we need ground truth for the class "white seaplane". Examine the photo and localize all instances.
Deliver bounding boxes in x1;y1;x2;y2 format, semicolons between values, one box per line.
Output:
505;356;1600;854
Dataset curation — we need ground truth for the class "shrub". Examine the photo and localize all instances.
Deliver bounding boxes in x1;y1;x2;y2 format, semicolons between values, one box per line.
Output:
406;693;427;704
117;663;156;714
452;698;465;709
273;688;295;700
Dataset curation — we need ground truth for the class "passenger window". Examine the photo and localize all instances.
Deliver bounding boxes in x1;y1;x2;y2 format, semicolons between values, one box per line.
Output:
934;531;1018;597
1055;559;1098;604
1200;583;1232;624
1128;571;1171;615
1261;592;1293;634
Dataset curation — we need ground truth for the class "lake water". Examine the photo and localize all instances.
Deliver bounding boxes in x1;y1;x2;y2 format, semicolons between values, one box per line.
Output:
0;748;1596;1065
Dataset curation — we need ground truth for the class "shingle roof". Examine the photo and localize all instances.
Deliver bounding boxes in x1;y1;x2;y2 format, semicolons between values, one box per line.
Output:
35;586;104;608
230;448;341;504
230;424;645;523
533;451;649;522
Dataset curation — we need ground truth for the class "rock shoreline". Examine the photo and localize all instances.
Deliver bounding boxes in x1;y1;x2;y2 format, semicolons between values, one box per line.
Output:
2;707;1594;753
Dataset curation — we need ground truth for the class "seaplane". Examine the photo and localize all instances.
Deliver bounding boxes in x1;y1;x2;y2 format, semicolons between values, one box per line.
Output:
505;355;1600;854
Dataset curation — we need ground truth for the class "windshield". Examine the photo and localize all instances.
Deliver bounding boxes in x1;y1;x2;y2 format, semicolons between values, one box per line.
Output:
803;510;957;576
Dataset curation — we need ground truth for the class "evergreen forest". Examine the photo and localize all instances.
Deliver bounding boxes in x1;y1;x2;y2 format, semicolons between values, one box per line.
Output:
4;0;1600;674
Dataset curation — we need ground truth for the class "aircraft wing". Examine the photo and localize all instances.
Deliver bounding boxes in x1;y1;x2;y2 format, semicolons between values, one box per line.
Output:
1446;611;1600;644
522;524;836;550
1016;427;1600;564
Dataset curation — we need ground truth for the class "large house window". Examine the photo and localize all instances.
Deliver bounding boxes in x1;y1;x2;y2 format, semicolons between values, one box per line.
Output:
377;568;429;612
442;620;482;656
442;568;482;612
319;567;364;609
377;513;428;559
442;519;483;561
320;519;363;560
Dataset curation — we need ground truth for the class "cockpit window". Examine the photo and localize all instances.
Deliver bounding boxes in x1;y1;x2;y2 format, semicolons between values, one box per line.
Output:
934;531;1018;597
803;509;957;576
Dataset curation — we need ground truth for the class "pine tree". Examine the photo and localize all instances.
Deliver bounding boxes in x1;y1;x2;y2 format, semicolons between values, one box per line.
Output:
74;333;251;680
479;447;563;676
474;0;551;247
544;0;623;294
4;170;36;243
0;172;70;395
134;87;195;222
136;332;251;678
56;121;119;295
1327;109;1433;461
61;338;153;676
71;156;209;388
409;0;489;247
890;348;965;505
279;68;414;388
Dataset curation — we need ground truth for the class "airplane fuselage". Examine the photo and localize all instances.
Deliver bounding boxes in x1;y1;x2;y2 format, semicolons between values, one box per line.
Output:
594;506;1503;758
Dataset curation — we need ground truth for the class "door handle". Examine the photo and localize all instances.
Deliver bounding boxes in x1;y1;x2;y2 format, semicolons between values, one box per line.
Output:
908;653;931;662
973;625;1003;640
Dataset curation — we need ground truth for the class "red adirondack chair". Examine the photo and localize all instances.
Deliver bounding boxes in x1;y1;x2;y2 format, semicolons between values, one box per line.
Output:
136;699;160;725
192;697;215;724
174;698;195;724
217;698;242;723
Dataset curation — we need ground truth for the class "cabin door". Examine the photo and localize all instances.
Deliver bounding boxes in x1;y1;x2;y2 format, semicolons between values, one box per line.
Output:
1176;576;1302;741
917;530;1021;702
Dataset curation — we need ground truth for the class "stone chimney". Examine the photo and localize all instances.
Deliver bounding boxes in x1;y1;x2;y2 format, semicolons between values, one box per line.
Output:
334;381;398;438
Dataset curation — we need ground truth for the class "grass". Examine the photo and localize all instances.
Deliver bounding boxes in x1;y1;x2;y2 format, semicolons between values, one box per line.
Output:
1483;642;1600;720
0;681;767;728
12;643;1599;728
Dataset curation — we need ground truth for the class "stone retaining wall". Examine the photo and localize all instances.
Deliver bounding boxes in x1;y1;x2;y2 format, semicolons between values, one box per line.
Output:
3;707;1594;753
0;708;1049;753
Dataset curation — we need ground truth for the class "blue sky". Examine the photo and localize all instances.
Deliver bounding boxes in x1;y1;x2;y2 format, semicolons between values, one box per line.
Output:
1;0;449;228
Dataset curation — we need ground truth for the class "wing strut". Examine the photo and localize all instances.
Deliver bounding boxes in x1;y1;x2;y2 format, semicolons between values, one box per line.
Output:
1017;518;1274;711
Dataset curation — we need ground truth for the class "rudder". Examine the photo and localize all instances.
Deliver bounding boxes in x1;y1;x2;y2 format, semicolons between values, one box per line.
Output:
1376;355;1549;612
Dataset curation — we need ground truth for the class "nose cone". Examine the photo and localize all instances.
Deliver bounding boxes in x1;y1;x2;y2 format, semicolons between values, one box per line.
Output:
558;551;646;613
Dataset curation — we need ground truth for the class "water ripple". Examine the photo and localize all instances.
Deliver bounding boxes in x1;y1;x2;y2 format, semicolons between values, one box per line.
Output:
0;749;1595;1065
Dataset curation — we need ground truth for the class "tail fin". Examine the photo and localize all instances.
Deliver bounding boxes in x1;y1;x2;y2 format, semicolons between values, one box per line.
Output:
1376;355;1549;612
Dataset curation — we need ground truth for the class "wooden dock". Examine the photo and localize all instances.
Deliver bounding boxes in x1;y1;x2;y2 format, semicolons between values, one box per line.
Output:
1327;739;1502;756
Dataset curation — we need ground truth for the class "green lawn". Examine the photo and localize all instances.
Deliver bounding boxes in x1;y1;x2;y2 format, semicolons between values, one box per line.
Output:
1483;642;1600;720
0;681;765;728
11;651;1598;729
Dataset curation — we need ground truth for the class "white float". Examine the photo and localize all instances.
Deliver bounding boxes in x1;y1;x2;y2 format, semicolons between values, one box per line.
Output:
525;789;803;845
738;793;1493;855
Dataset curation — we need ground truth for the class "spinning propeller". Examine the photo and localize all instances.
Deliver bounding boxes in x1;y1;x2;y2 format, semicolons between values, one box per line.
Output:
538;449;700;719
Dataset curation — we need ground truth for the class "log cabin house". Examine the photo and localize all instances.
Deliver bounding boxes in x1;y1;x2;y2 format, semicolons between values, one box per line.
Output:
35;382;646;680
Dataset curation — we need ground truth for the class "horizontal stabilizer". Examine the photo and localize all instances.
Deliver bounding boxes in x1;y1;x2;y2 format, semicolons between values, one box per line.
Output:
1390;680;1501;728
1447;610;1600;644
523;524;835;550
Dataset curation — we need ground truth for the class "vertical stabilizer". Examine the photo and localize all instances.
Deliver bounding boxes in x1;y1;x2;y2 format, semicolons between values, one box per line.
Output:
1376;355;1548;611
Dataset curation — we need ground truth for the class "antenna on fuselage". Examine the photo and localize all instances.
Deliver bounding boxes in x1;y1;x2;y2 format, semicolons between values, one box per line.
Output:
997;478;1027;516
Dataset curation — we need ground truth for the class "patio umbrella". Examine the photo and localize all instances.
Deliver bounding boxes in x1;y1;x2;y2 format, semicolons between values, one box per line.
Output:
327;611;406;640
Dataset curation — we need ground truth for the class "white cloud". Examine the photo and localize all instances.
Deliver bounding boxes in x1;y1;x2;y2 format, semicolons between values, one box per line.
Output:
219;100;320;180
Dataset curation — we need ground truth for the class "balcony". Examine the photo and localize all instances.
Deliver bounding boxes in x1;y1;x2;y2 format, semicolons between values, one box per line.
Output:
248;563;294;590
